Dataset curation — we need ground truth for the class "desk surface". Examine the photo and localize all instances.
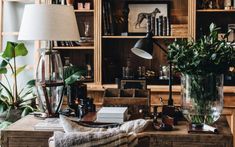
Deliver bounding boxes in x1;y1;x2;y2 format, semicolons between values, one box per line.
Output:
1;114;233;147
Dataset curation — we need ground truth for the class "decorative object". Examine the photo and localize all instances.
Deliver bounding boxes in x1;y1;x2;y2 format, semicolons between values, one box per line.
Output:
0;41;37;127
168;23;235;128
78;2;90;10
18;4;80;117
128;1;169;34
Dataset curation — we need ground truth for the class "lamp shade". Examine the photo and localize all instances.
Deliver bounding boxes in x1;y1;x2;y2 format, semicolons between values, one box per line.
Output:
18;4;80;41
131;37;153;59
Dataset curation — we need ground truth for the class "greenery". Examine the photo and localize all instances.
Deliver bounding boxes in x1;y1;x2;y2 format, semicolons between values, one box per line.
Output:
0;41;37;128
167;23;235;125
64;66;86;85
168;23;235;75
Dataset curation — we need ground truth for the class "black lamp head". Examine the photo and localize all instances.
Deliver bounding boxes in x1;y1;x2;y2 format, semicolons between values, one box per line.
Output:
131;33;153;60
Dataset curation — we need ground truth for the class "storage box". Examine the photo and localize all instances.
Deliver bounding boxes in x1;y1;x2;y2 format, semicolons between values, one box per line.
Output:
96;107;128;123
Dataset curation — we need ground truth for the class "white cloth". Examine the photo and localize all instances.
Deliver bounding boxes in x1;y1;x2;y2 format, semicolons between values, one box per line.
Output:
49;115;150;147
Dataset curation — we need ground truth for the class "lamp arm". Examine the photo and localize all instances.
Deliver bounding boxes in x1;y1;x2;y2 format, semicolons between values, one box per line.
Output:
152;40;168;54
152;39;173;106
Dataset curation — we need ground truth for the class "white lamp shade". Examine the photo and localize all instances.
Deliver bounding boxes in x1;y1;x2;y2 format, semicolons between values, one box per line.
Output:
18;4;80;41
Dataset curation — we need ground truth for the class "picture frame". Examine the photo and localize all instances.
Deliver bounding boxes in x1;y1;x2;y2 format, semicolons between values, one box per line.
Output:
128;1;170;34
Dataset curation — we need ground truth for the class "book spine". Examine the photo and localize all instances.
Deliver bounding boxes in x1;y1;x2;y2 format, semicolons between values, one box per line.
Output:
102;3;108;35
104;2;110;35
158;16;163;36
107;1;114;35
155;18;159;36
146;15;151;33
167;17;170;36
151;16;155;35
163;16;167;36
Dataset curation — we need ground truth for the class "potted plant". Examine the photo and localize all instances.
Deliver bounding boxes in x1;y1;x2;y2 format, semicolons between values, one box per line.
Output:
168;23;235;127
0;41;37;128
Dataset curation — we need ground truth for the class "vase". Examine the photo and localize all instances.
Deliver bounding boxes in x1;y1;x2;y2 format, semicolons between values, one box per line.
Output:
181;73;223;127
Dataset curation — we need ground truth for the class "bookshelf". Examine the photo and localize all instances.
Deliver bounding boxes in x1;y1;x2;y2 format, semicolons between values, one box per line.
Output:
102;35;188;39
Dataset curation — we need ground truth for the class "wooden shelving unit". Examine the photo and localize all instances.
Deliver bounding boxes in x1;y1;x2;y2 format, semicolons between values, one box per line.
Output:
74;9;94;13
53;46;94;50
102;35;188;39
197;9;235;12
1;32;19;36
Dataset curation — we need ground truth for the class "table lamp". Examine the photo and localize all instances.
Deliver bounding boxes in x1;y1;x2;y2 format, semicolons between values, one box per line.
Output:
18;4;80;117
131;32;173;106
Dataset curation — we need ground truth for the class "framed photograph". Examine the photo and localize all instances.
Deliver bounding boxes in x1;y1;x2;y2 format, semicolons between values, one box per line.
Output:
128;1;170;34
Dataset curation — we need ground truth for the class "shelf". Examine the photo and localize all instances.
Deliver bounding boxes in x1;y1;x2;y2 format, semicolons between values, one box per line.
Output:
2;32;19;36
53;46;94;50
197;9;235;12
102;35;188;39
3;0;34;3
74;10;94;13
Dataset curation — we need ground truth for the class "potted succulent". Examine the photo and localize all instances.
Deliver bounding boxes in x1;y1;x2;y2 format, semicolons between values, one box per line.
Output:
0;41;37;128
168;23;235;127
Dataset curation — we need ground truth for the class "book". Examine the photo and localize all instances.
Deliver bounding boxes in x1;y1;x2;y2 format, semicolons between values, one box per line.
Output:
102;3;108;35
97;107;128;122
158;16;163;36
151;16;155;34
155;18;159;36
107;1;114;35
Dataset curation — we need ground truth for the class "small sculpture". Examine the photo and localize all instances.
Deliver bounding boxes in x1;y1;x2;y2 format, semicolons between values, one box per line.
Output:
135;8;161;28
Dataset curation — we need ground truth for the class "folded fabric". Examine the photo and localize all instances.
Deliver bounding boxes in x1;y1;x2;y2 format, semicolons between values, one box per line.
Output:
49;115;150;147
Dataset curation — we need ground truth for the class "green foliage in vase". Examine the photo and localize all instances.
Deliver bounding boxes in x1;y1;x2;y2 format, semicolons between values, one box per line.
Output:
168;23;234;125
168;23;235;75
0;41;37;127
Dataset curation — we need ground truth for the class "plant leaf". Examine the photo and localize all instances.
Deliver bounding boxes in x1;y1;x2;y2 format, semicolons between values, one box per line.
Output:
15;65;27;76
2;42;16;59
14;43;28;57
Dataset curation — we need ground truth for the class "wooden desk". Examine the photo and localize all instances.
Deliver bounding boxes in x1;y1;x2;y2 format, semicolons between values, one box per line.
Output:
1;115;233;147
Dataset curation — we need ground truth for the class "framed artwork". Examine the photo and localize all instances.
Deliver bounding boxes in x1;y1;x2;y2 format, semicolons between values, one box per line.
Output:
128;1;170;34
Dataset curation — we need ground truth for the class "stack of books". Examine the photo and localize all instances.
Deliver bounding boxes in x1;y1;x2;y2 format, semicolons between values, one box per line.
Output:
96;107;128;123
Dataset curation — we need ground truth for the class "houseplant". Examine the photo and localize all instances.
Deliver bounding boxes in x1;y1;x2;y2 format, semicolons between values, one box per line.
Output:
168;23;235;127
0;41;37;128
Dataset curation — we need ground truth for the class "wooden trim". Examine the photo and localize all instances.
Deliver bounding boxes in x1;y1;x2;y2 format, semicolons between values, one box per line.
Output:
74;9;94;13
197;9;235;12
2;32;19;36
102;36;188;39
94;0;102;85
3;0;34;3
188;0;196;40
53;46;94;50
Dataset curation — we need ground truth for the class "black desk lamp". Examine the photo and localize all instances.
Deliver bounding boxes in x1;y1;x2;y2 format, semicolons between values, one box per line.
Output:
131;32;173;106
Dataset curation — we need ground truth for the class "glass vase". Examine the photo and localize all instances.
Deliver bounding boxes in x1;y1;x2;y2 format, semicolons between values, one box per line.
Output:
36;49;64;117
181;73;223;126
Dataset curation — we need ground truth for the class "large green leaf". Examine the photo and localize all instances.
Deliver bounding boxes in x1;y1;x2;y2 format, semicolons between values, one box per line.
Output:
15;65;27;76
14;43;28;57
2;42;16;59
2;42;28;59
0;67;7;74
